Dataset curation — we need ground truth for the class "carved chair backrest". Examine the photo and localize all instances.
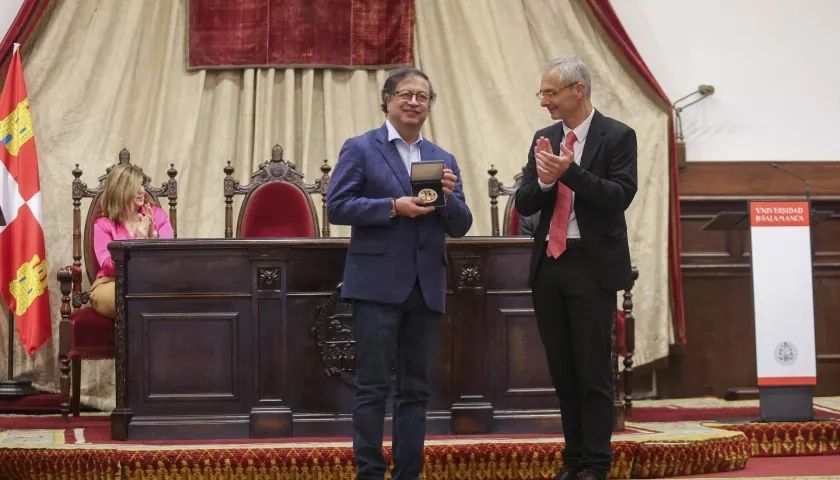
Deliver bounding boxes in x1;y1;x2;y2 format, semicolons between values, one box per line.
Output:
72;148;178;285
223;144;332;238
487;165;524;236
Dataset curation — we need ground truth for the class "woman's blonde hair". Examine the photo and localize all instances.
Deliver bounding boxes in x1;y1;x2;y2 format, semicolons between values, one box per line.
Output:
98;164;148;223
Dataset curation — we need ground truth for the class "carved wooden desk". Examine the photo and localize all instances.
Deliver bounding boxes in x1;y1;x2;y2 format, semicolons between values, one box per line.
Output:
108;237;623;441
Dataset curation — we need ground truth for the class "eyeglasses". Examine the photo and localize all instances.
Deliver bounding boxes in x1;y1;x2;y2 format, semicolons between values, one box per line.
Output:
536;82;579;100
394;90;433;105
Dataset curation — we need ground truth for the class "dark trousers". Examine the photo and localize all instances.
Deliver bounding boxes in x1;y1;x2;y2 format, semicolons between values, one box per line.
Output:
531;243;615;475
352;283;442;480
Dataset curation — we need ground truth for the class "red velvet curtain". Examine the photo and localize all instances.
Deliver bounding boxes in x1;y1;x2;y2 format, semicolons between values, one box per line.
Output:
584;0;686;343
0;0;52;79
187;0;415;70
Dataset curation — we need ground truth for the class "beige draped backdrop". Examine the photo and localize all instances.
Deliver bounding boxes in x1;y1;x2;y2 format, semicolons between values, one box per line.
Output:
0;0;670;411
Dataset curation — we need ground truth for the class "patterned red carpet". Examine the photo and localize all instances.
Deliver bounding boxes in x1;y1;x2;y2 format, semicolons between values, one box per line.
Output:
0;396;837;479
0;415;749;479
634;397;840;458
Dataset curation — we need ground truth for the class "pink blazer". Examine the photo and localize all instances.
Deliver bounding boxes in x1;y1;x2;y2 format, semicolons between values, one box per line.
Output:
92;204;174;278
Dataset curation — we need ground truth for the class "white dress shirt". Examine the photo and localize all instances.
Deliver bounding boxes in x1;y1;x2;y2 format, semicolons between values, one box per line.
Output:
385;120;423;172
537;107;596;240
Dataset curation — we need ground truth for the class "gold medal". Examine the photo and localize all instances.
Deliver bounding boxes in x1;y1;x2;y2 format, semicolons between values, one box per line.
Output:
418;188;438;203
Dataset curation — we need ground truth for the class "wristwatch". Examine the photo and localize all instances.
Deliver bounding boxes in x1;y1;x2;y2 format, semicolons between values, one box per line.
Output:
390;198;397;218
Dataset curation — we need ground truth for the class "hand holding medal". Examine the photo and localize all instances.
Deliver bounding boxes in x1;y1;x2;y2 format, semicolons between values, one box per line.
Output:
441;168;457;198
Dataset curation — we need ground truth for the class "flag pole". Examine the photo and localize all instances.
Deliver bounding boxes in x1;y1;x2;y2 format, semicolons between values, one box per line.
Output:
0;203;37;398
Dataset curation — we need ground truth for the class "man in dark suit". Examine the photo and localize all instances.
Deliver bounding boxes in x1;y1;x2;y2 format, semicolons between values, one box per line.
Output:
326;67;473;480
515;56;637;480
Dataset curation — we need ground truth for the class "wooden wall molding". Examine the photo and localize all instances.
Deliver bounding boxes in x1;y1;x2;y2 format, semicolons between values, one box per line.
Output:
583;161;840;399
679;161;840;197
659;160;840;399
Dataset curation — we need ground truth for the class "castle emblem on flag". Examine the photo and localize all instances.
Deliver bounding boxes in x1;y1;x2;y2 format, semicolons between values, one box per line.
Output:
9;254;48;316
0;98;33;156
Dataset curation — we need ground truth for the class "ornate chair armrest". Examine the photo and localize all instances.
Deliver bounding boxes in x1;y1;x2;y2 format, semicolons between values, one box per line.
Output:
57;266;76;365
58;265;87;309
57;266;75;296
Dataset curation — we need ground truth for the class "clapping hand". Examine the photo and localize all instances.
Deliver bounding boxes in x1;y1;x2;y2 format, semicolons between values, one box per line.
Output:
534;136;552;156
535;136;573;184
139;204;154;238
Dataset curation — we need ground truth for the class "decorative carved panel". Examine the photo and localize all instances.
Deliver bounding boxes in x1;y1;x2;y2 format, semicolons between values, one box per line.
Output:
257;268;281;291
458;266;482;290
311;284;356;386
311;283;396;387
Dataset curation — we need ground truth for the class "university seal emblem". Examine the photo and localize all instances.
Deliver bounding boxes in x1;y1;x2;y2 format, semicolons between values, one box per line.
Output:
774;341;798;366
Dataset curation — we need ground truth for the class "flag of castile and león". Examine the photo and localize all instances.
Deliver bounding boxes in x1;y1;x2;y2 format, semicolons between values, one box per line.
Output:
0;46;51;355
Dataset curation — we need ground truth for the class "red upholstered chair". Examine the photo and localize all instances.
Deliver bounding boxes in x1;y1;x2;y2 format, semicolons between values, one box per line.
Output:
223;144;332;238
487;165;639;428
56;149;178;422
487;165;524;236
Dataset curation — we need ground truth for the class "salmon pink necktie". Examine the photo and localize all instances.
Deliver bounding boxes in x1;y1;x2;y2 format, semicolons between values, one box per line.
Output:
545;131;576;258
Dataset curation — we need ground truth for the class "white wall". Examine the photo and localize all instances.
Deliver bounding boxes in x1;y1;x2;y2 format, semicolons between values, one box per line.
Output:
612;0;840;162
0;0;23;46
0;0;836;162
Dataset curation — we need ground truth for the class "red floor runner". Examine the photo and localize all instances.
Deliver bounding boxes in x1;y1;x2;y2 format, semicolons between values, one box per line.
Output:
681;455;840;477
627;406;836;423
0;393;97;414
0;393;62;413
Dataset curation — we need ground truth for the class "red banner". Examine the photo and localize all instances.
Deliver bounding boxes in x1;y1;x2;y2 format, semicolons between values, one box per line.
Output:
188;0;415;70
750;201;810;227
0;46;51;355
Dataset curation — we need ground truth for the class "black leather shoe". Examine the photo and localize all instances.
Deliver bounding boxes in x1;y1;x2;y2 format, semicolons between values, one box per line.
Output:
576;469;606;480
554;467;575;480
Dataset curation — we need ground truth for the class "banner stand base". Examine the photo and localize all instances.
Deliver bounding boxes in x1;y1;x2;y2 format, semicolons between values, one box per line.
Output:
0;380;38;398
759;385;814;422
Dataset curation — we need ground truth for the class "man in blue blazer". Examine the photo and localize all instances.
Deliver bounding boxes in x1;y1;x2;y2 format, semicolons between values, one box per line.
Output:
326;67;472;480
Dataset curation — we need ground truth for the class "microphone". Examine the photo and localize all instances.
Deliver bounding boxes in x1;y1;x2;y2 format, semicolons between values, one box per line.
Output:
771;163;813;219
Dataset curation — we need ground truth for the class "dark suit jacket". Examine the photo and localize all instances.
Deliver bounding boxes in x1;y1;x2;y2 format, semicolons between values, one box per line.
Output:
514;110;637;292
519;211;540;237
326;124;473;313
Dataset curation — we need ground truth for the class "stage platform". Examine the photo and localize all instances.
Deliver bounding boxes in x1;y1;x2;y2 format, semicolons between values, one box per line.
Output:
0;396;838;479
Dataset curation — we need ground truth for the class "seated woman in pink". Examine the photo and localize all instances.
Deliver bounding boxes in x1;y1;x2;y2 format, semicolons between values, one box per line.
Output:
90;163;174;318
